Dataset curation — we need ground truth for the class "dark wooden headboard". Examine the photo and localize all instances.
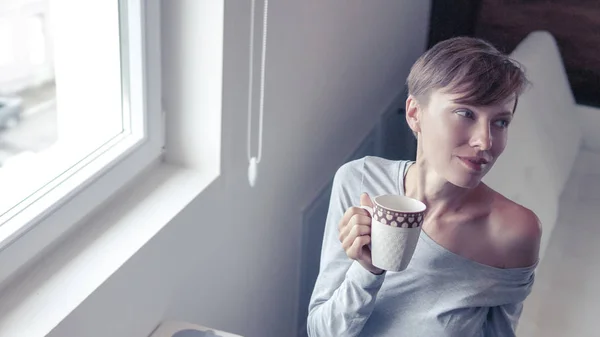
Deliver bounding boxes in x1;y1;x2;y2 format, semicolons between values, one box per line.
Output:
428;0;600;107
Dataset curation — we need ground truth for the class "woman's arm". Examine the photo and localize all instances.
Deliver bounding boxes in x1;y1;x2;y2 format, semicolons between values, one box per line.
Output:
483;202;540;336
306;159;385;337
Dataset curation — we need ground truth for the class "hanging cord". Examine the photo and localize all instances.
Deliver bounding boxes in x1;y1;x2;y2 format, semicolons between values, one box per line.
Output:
247;0;268;164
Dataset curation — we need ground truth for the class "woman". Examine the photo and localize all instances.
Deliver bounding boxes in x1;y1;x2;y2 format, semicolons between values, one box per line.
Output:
307;36;541;337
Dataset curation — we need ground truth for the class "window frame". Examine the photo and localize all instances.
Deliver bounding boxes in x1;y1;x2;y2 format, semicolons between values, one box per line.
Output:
0;0;163;287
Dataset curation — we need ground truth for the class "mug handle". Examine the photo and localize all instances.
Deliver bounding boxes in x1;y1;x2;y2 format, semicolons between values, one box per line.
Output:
361;205;373;217
360;206;374;249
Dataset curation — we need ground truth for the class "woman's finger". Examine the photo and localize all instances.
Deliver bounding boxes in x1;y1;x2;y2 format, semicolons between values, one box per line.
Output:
338;206;369;232
347;235;371;260
339;214;371;244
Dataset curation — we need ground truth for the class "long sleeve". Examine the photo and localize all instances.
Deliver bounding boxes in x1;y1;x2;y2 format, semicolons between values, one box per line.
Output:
480;258;536;337
306;156;539;336
482;302;524;337
306;159;386;337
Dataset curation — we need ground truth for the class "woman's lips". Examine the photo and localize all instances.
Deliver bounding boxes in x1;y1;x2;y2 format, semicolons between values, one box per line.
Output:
458;156;487;172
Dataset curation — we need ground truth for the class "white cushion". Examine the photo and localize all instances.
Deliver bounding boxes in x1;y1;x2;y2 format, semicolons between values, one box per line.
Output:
483;31;582;260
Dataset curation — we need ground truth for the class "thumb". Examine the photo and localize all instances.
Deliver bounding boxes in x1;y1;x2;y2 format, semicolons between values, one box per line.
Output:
360;192;374;208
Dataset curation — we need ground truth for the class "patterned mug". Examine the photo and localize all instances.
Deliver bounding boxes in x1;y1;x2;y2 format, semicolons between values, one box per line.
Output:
362;194;426;272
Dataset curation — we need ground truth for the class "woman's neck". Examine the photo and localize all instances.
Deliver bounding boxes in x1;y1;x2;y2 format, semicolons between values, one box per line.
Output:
404;159;478;219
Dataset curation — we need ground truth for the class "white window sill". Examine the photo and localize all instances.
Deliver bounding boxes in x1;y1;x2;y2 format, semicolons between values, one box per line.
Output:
0;161;219;337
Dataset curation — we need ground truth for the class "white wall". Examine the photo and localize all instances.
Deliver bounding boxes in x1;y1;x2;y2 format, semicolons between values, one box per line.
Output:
47;1;431;336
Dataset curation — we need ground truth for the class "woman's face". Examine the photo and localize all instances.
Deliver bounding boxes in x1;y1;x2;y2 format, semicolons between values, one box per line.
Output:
409;90;515;189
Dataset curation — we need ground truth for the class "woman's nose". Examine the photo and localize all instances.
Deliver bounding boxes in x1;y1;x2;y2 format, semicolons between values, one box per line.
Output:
471;125;492;150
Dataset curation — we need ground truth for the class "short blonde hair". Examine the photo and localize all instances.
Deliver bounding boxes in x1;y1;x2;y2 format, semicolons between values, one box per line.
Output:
407;36;529;114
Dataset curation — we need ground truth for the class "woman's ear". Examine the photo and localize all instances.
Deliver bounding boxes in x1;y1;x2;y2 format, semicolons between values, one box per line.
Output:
405;95;422;135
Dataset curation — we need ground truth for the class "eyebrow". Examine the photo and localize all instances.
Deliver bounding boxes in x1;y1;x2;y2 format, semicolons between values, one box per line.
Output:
496;111;513;117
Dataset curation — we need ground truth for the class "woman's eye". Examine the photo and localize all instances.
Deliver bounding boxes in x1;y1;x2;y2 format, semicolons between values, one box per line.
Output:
456;110;474;119
494;119;510;128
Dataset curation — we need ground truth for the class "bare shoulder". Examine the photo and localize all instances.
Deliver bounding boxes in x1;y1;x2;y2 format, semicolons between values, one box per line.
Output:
487;189;542;268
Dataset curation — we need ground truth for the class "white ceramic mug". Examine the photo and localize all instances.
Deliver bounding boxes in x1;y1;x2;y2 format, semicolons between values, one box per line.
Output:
362;194;426;272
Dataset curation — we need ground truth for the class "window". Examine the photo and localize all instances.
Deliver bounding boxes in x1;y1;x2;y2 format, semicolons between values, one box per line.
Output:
0;0;162;284
26;15;46;66
0;18;13;66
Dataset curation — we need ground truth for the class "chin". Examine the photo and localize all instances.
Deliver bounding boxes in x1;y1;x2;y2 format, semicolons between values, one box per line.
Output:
447;168;487;189
446;158;494;189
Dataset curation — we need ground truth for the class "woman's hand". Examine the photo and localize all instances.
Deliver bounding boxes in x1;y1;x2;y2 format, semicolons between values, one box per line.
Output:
338;192;383;275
